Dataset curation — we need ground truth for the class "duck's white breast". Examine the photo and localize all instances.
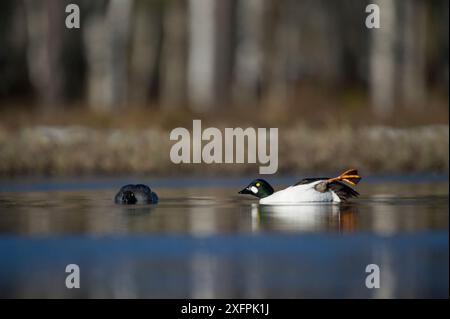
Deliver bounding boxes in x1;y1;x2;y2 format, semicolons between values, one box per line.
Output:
259;181;340;204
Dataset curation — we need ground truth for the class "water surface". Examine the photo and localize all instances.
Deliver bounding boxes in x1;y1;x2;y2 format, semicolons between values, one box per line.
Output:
0;176;448;298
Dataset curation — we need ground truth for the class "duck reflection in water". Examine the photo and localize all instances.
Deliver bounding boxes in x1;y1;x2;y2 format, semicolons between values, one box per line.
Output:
250;203;358;233
119;205;156;216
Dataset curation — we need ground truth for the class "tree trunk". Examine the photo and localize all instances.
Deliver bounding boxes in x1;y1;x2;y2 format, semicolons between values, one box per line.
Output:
369;0;398;116
24;0;65;109
233;0;266;105
108;0;133;108
83;0;132;112
400;0;427;109
129;0;163;106
160;0;187;110
187;0;234;112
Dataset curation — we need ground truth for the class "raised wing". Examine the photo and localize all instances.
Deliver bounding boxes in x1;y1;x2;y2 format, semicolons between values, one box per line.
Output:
293;177;328;186
328;180;359;200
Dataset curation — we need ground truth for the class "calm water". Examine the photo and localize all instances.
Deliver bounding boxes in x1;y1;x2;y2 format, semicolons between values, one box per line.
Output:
0;176;448;298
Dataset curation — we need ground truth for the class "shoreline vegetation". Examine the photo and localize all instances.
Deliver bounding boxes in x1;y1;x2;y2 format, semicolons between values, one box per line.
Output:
0;109;448;177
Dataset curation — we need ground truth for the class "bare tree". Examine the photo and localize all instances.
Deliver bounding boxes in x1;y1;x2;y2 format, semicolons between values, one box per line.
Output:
187;0;234;112
24;0;65;108
160;0;188;110
233;0;266;105
400;0;427;109
369;0;398;116
262;0;345;109
83;0;132;112
129;0;163;106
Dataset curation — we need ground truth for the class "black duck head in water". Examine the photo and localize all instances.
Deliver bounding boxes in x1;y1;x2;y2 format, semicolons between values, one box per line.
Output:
114;184;158;204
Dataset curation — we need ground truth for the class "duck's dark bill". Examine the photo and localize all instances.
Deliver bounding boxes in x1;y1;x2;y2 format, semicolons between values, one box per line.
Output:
238;187;253;195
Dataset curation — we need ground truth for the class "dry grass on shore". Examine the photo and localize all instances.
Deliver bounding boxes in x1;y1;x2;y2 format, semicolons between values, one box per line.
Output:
0;122;448;177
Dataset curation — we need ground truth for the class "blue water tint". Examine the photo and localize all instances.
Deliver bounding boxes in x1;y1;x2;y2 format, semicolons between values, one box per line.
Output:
0;232;448;298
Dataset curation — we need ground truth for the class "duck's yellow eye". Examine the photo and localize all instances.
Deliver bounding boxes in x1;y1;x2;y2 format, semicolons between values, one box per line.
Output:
256;182;261;187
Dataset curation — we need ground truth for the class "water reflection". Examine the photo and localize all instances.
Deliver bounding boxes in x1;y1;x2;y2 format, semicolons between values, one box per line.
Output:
0;189;448;235
0;233;447;298
251;203;358;233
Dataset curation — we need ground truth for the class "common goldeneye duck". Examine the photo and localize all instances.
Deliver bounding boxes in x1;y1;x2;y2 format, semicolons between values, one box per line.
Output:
239;169;361;204
114;184;158;204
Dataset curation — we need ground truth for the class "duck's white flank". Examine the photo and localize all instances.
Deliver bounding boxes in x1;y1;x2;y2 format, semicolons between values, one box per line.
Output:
259;180;341;204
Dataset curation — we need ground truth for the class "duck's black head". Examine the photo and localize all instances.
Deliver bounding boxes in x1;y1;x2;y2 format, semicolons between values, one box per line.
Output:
239;179;274;198
114;184;158;204
117;190;138;204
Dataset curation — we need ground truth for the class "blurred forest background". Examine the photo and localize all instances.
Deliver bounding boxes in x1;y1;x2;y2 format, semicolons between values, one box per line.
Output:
0;0;448;176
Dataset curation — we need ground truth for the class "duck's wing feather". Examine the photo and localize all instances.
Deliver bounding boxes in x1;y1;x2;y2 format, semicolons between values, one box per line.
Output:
294;178;359;201
293;177;328;186
328;180;359;200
